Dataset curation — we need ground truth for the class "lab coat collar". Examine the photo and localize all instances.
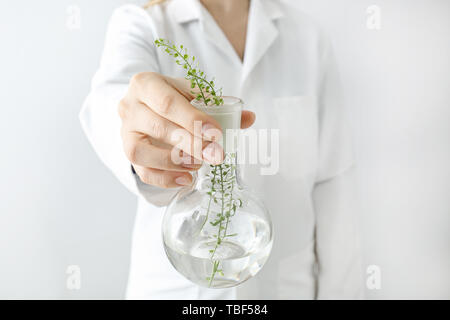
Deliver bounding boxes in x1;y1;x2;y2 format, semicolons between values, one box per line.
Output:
242;0;283;84
171;0;201;24
170;0;284;83
171;0;283;23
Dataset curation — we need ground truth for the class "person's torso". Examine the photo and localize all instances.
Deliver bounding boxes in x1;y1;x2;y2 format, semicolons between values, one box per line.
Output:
127;0;326;299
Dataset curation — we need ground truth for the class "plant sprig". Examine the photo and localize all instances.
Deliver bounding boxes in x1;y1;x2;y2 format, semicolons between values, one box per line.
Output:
156;39;241;288
204;153;242;286
155;38;224;106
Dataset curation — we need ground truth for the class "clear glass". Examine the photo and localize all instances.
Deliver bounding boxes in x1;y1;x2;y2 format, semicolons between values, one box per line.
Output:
162;97;273;288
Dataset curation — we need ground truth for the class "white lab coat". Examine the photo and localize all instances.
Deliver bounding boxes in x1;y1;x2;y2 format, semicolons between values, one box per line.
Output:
80;0;363;299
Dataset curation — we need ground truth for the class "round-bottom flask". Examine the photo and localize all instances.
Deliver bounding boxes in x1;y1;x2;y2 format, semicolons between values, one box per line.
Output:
162;97;273;288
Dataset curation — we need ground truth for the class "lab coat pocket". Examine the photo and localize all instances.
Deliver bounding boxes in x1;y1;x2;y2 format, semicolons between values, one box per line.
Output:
273;95;318;181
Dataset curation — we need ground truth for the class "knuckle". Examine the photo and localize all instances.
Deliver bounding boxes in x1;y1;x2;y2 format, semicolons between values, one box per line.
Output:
138;169;171;188
124;143;138;164
120;125;127;140
130;72;147;86
137;171;151;185
162;152;174;168
118;99;129;120
156;94;174;115
130;73;148;95
149;119;168;140
156;173;171;189
130;72;158;90
140;172;152;185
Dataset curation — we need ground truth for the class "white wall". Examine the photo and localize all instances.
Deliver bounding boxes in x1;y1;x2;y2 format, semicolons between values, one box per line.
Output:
0;0;448;299
294;0;450;299
0;0;142;299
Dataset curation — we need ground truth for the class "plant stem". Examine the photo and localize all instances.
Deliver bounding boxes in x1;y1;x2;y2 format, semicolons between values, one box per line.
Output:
208;164;226;286
154;39;223;106
170;46;208;103
199;167;216;234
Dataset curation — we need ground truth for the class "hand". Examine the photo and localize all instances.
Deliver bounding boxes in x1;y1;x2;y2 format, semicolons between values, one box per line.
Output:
118;72;255;188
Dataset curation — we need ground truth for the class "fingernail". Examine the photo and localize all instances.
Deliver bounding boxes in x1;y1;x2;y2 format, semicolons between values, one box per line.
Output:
175;176;191;186
202;142;223;165
202;123;222;141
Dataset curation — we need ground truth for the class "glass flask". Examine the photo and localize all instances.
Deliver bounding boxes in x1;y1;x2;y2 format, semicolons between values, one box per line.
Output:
162;96;273;288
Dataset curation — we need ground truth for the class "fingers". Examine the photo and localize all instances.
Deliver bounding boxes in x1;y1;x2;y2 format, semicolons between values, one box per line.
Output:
124;101;250;166
121;131;203;171
121;72;257;189
127;101;204;162
241;110;256;129
123;102;223;164
134;165;194;188
132;72;223;140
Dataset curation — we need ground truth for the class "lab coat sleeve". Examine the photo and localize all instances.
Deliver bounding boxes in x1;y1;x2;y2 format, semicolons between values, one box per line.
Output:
312;35;364;299
79;5;179;206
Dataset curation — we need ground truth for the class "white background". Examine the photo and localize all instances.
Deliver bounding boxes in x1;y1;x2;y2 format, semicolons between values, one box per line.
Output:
0;0;448;299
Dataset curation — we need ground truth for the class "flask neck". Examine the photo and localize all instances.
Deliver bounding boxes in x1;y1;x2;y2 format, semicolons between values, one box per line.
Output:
190;96;243;188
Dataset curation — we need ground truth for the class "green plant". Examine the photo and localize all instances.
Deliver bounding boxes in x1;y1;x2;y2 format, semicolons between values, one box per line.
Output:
155;38;240;287
204;153;242;286
154;38;223;106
